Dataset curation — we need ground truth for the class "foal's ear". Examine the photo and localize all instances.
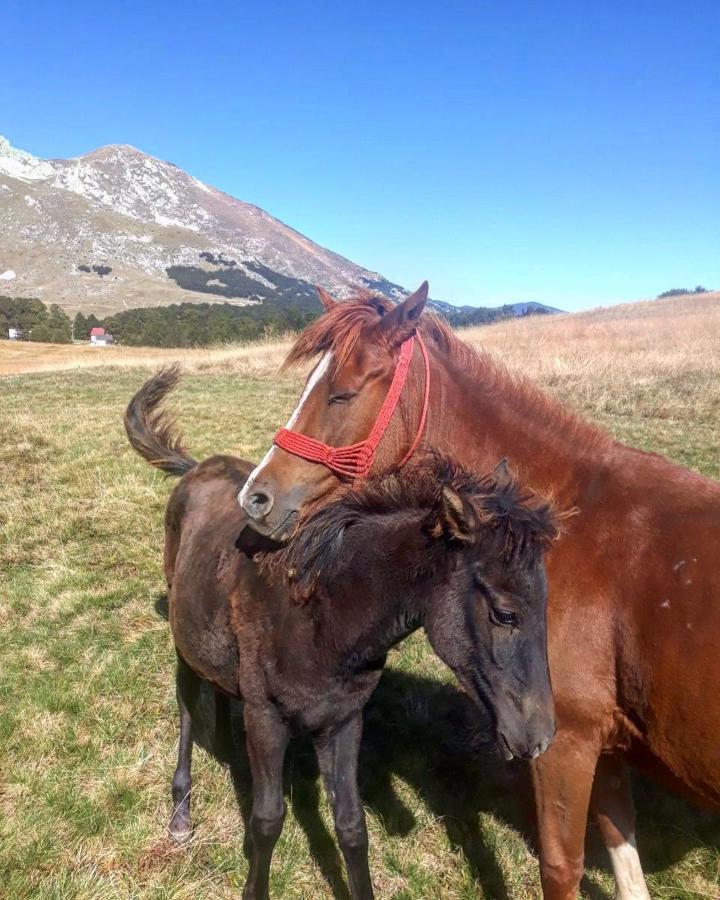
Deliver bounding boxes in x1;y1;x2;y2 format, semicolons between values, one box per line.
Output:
316;286;338;312
426;485;476;545
492;457;512;486
377;281;429;346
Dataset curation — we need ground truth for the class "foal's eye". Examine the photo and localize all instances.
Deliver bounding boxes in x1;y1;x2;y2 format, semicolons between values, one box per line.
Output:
490;608;518;629
329;391;357;405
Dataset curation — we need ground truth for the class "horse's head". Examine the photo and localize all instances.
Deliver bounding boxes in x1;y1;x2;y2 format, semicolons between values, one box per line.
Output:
238;282;431;539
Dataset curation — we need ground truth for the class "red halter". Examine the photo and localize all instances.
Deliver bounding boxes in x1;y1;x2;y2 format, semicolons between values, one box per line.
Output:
273;333;430;480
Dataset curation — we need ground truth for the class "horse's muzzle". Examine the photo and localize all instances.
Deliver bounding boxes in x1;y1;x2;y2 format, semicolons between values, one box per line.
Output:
238;487;298;541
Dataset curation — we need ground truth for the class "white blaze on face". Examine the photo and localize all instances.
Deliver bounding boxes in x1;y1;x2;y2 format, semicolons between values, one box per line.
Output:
607;835;650;900
238;352;332;508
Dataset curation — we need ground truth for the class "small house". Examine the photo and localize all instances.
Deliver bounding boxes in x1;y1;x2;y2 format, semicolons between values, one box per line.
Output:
8;327;21;340
89;327;114;347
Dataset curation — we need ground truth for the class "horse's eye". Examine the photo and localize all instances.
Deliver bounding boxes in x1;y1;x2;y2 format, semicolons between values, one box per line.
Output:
329;391;357;405
490;608;518;629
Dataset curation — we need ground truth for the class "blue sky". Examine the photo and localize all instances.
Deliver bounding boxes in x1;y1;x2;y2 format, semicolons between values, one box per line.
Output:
2;1;718;310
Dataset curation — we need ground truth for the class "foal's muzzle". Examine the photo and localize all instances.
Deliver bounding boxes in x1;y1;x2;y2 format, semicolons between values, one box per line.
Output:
498;725;556;761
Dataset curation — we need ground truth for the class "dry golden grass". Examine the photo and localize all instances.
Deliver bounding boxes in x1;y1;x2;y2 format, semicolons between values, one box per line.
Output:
464;291;720;385
0;335;295;378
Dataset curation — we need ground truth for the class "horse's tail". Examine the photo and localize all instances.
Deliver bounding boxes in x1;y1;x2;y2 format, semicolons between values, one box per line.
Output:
124;365;198;477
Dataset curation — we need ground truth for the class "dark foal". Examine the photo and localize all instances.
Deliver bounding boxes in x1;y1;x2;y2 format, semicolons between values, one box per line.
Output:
125;367;559;900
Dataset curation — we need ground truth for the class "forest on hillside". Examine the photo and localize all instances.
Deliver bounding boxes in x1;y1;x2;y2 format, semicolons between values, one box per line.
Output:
0;296;317;346
74;301;319;346
0;296;72;343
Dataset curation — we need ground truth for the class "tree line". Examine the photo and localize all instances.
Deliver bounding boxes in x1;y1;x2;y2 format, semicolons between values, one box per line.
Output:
657;286;712;299
73;302;319;347
0;296;72;343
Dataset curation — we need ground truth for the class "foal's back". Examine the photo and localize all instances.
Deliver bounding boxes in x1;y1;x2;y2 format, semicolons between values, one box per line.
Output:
165;454;253;695
165;454;383;734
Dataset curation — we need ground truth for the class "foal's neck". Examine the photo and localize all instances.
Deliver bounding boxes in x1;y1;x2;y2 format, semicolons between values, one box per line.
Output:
313;510;440;675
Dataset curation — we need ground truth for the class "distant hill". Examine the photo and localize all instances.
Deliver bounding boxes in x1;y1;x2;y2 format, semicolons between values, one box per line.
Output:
0;135;562;329
507;300;563;316
431;297;561;326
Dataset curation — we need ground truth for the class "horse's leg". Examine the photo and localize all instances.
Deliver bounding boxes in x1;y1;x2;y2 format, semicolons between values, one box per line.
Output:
531;728;602;900
314;713;373;900
168;654;197;842
242;703;290;900
590;754;650;900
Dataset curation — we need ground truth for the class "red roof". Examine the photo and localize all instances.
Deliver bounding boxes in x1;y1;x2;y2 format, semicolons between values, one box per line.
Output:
90;327;105;336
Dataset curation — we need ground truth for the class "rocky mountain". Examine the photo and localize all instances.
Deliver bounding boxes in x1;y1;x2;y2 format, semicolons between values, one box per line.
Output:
0;136;407;318
0;136;560;323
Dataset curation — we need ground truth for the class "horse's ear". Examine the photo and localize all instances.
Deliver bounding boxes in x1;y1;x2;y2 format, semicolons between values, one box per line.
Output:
377;281;429;346
316;286;338;312
426;485;476;544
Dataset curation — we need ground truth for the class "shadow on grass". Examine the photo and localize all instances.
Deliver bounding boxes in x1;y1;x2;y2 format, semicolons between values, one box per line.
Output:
155;595;720;899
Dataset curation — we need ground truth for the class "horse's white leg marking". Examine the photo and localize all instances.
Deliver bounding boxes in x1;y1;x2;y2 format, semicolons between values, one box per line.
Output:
238;352;332;506
607;835;650;900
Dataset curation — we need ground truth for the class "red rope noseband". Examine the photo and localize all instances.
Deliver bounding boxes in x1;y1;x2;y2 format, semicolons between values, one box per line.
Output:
273;333;430;479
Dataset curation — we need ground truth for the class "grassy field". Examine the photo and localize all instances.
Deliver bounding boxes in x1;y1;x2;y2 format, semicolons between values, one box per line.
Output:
1;293;719;898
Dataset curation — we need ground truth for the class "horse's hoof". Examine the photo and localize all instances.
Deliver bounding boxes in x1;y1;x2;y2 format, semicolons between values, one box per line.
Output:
168;814;193;843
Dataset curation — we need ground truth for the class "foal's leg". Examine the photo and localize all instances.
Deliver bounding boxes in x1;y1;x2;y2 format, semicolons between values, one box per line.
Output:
314;713;374;900
168;655;197;841
531;728;602;899
242;703;290;900
590;754;650;900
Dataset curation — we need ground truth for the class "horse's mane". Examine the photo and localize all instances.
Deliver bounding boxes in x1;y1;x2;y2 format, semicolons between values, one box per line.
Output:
282;293;610;454
282;293;455;373
265;453;562;603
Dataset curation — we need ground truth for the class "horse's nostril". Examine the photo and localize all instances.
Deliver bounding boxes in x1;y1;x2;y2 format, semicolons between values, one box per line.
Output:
247;491;274;520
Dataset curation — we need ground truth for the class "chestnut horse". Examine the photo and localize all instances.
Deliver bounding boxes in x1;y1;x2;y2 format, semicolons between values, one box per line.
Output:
125;367;558;899
239;283;720;899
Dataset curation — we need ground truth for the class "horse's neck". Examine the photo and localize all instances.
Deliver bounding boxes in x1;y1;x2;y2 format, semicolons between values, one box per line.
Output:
427;347;611;506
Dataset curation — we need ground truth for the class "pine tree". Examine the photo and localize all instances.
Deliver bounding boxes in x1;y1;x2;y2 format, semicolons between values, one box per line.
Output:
73;312;88;341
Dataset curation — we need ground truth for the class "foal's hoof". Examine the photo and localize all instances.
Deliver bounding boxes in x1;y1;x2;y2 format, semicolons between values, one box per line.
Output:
168;811;193;843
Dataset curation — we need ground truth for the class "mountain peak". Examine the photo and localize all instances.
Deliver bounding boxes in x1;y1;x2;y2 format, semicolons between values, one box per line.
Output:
80;143;147;159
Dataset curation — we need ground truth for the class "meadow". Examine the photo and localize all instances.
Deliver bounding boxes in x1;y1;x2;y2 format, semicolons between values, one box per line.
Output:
1;292;719;899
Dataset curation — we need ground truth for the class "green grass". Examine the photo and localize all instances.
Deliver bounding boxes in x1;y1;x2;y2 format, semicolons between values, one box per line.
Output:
1;365;719;899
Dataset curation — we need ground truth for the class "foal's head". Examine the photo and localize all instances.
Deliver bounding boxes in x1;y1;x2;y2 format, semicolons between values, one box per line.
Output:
281;455;560;761
239;283;436;538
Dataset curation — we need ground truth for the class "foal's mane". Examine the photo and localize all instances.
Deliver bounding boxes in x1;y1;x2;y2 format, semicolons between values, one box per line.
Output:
267;453;561;603
283;293;610;454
